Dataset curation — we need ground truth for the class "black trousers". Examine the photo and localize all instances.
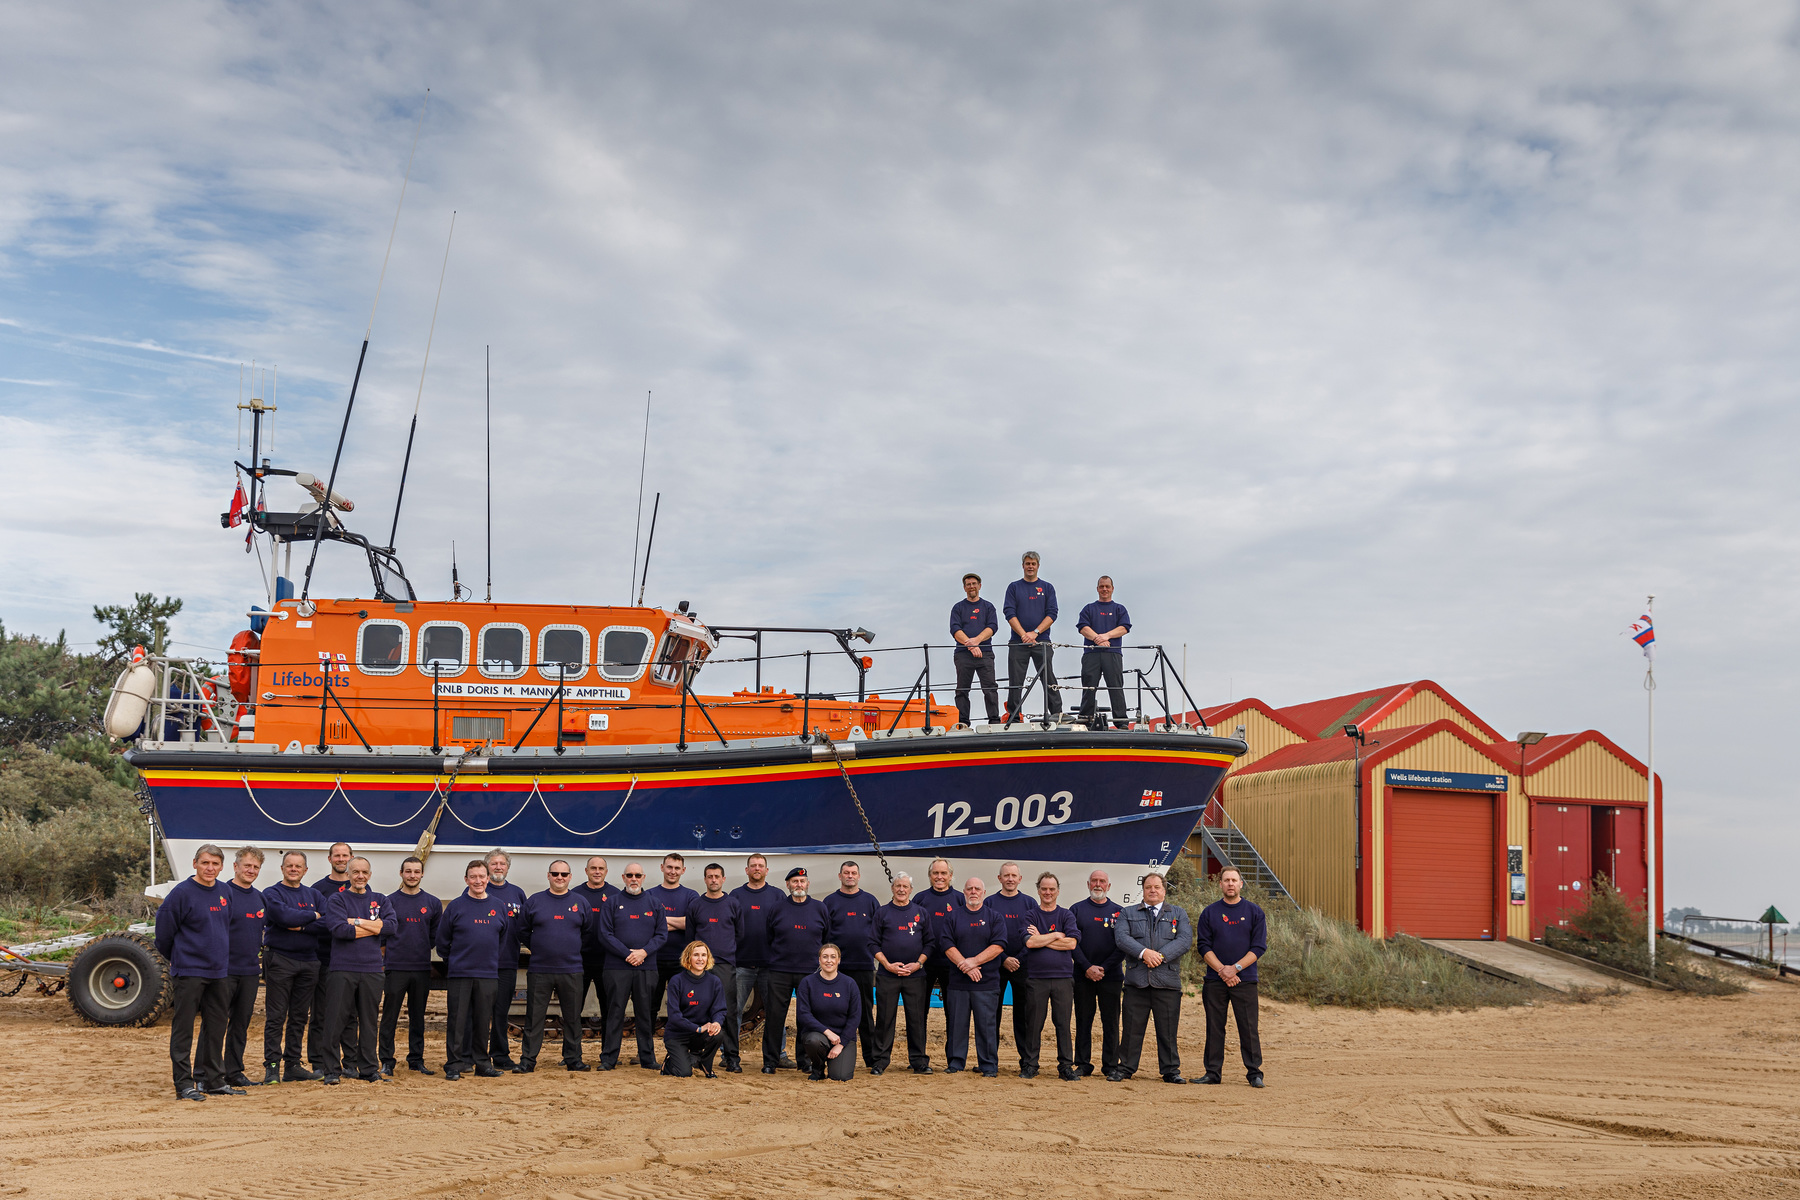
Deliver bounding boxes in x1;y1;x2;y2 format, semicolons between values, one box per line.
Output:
1078;653;1128;726
655;956;683;1016
381;969;432;1070
485;967;519;1066
1121;984;1182;1078
873;969;932;1072
307;951;355;1068
1202;978;1262;1079
263;951;317;1068
601;968;659;1068
1021;976;1074;1073
707;960;741;1068
762;970;809;1069
220;972;260;1079
322;970;383;1079
169;975;229;1093
953;647;1000;725
582;954;606;1026
841;967;878;1067
522;971;586;1068
800;1029;857;1080
1007;642;1061;717
942;988;1000;1074
1073;973;1123;1075
663;1028;722;1076
445;976;498;1072
995;963;1030;1063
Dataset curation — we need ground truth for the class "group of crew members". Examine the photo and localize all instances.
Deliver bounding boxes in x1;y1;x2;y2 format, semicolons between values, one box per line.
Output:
154;842;1269;1100
951;551;1135;727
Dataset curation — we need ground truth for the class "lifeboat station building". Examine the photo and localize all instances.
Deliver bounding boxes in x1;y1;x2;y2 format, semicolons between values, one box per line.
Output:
1179;681;1663;942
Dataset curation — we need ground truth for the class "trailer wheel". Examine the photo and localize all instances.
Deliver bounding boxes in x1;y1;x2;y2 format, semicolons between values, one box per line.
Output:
68;933;172;1027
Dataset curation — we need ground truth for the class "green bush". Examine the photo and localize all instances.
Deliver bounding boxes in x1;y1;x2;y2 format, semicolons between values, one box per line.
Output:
0;745;148;903
1545;874;1744;995
1166;858;1535;1010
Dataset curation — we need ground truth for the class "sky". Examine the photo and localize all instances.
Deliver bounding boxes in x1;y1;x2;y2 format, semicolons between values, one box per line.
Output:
2;2;1796;917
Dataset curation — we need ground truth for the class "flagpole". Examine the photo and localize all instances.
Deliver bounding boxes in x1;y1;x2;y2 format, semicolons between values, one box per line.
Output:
1645;593;1656;969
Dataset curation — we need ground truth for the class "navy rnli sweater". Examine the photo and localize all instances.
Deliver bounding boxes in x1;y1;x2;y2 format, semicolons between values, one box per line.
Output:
519;890;591;975
874;901;932;968
823;889;880;970
1196;898;1268;983
436;892;509;978
385;889;444;972
596;891;668;971
1069;896;1126;980
572;881;617;959
764;895;830;974
1021;904;1079;979
154;877;231;978
323;888;397;973
728;883;780;967
665;969;727;1035
225;880;267;976
796;972;862;1043
690;892;744;966
933;906;1006;991
262;880;328;960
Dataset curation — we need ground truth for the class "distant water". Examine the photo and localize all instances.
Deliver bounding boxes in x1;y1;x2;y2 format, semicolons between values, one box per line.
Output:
1669;923;1798;969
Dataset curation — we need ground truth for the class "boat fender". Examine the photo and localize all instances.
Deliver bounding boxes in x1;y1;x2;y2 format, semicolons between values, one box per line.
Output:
227;629;260;699
103;646;156;738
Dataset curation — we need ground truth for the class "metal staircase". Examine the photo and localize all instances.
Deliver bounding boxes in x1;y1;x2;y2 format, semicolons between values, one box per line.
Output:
1196;806;1292;904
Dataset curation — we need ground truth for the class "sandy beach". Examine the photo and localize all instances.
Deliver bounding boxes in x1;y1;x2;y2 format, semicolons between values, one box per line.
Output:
1;979;1796;1200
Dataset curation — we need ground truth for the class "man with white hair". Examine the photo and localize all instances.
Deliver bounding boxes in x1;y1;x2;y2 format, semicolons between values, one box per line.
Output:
1070;868;1126;1078
871;872;933;1075
482;849;528;1071
319;856;397;1084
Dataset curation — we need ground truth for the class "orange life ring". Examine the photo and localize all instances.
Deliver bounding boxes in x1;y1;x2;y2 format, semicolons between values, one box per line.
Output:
228;629;260;700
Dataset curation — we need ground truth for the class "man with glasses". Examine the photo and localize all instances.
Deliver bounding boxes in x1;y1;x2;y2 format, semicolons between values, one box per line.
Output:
516;860;593;1073
596;863;668;1070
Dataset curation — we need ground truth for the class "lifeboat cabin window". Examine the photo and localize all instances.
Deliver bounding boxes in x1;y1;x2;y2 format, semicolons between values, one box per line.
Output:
452;715;506;742
538;625;589;681
650;632;710;688
357;620;409;675
599;626;653;683
479;624;528;679
418;621;470;678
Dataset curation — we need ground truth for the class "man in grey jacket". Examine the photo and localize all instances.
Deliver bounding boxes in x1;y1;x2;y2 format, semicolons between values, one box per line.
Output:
1109;871;1192;1083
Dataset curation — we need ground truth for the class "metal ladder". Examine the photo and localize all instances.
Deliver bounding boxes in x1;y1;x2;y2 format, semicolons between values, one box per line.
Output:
1196;808;1293;904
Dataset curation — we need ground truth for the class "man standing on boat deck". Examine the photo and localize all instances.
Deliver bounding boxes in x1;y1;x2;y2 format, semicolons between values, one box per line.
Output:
950;573;1001;726
573;856;616;1034
730;854;792;1069
1076;576;1132;729
155;843;233;1100
1004;551;1061;722
307;842;356;1075
482;849;528;1071
653;853;700;1010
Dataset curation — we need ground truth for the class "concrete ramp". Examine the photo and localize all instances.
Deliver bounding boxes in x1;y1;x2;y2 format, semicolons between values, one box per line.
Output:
1422;938;1640;993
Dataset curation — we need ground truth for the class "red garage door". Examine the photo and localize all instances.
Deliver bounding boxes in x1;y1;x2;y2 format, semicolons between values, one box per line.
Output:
1388;788;1495;939
1532;802;1592;935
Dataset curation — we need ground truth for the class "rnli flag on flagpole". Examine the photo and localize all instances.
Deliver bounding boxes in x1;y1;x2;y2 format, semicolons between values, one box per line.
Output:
1627;613;1655;661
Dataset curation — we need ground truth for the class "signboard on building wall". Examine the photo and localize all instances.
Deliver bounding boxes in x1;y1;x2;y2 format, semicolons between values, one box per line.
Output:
1385;768;1508;792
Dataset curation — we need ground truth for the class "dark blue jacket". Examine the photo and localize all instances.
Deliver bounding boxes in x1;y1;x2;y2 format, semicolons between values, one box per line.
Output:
920;887;964;964
154;877;231;979
1070;896;1126;980
572;881;617;959
1076;600;1131;654
728;883;781;967
436;891;509;979
874;901;932;968
596;891;668;971
822;889;880;970
764;895;830;975
796;972;862;1044
520;890;591;975
652;884;700;964
983;890;1037;962
323;888;397;973
665;969;727;1036
262;880;328;960
1002;578;1058;641
385;889;443;972
1021;904;1079;979
224;880;267;976
950;597;1000;649
933;905;1006;991
1196;898;1268;983
690;893;743;966
488;880;528;969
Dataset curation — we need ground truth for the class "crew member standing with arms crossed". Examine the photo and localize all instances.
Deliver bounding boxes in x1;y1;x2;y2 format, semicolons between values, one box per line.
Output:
156;844;233;1101
950;573;1001;726
481;850;528;1072
1076;576;1132;729
1070;869;1125;1078
306;841;355;1076
220;846;267;1090
380;855;440;1077
1197;867;1267;1087
1003;551;1061;722
1019;872;1081;1081
319;857;397;1084
653;853;700;1009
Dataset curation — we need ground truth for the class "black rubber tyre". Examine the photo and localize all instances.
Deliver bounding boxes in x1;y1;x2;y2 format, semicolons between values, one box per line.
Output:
68;933;172;1027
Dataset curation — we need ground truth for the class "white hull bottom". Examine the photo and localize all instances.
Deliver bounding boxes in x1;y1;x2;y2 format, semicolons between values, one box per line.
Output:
158;837;1176;908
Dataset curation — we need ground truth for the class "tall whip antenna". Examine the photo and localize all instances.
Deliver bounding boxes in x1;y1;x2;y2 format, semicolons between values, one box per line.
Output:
388;209;456;550
301;88;430;600
636;492;661;607
630;389;652;601
485;344;492;602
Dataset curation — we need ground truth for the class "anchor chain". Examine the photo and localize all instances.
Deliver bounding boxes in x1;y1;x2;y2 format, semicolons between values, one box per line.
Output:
815;729;893;885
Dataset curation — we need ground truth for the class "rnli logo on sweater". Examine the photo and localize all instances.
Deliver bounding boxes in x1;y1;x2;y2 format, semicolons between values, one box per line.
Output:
244;908;264;919
1139;790;1163;808
823;990;844;999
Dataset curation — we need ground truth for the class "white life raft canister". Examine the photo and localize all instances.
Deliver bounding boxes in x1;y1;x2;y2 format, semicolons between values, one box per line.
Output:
103;645;156;738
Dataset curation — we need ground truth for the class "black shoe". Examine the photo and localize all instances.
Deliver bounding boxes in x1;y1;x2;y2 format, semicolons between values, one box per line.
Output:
411;1063;436;1076
1104;1070;1127;1082
512;1064;534;1074
778;1055;796;1070
444;1070;462;1081
1059;1068;1081;1081
660;1061;676;1077
1077;1064;1094;1077
761;1065;777;1074
944;1066;963;1074
360;1074;388;1083
1162;1073;1187;1084
724;1064;743;1073
1198;1073;1221;1084
979;1070;999;1078
205;1084;247;1095
912;1066;935;1075
1019;1067;1039;1079
566;1061;591;1072
176;1086;206;1101
870;1067;885;1076
600;1063;618;1071
378;1067;393;1079
1248;1075;1265;1088
702;1068;717;1078
491;1059;518;1072
258;1066;280;1086
283;1065;321;1082
474;1065;502;1078
808;1070;825;1081
226;1071;254;1088
321;1076;341;1086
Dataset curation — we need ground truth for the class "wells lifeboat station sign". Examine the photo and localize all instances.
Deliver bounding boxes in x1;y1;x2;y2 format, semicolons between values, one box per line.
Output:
1384;768;1508;792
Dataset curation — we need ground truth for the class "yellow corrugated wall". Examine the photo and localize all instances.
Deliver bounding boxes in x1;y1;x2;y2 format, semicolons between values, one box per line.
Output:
1221;760;1357;921
1375;689;1489;738
1212;707;1306;771
1528;739;1648;802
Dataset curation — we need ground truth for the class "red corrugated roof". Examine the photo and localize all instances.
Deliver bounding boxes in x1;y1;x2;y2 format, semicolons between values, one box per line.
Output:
1234;724;1432;774
1272;685;1409;740
1519;729;1647;778
1179;698;1315;743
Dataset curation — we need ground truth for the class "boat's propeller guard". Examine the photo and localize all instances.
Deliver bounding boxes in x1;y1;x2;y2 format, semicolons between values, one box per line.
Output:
814;729;893;885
